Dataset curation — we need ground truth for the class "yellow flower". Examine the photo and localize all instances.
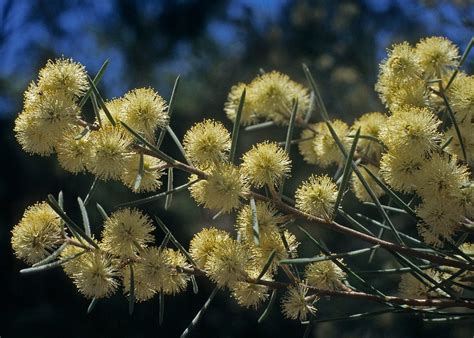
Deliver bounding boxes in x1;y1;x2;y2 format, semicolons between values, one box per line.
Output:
281;284;317;321
251;71;310;125
188;164;247;213
224;83;258;126
235;201;284;241
305;260;346;291
56;126;93;174
37;58;89;98
11;202;63;265
71;251;118;299
416;36;459;78
399;270;446;298
448;73;474;124
241;142;291;188
379;106;441;156
101;208;155;258
295;174;338;219
98;98;126;126
204;237;251;288
230;268;270;309
313;120;350;168
121;87;168;142
379;150;426;193
120;154;166;192
87;126;131;181
189;227;231;268
298;125;319;165
122;264;155;302
183;119;231;167
445;121;474;165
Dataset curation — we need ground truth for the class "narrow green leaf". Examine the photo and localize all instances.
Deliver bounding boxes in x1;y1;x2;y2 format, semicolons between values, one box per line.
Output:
133;153;145;191
120;121;175;164
157;75;180;148
166;126;189;163
212;209;224;220
361;165;417;219
191;276;199;294
362;202;409;215
245;121;275;131
116;179;199;208
446;37;473;89
87;297;98;314
91;92;102;127
20;250;87;274
338;209;375;236
79;59;109;108
307;308;399;324
250;197;260;246
159;292;165;326
280;245;378;265
441;136;453;150
77;197;91;237
154;215;197;267
47;195;99;249
87;76;115;126
302;63;329;121
256;249;276;280
83;176;99;206
357;265;433;274
180;287;218;338
230;88;246;163
159;232;171;250
426;267;466;294
302;321;313;338
333;128;360;219
368;227;385;263
58;191;64;210
96;203;109;221
258;289;277;323
32;243;68;267
279;99;298;196
304;91;314;123
129;264;135;315
165;169;174;210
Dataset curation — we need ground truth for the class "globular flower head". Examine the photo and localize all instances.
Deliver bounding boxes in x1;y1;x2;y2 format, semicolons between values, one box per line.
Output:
251;71;310;125
121;153;165;193
99;98;126;126
416;37;459;78
389;77;429;112
351;164;385;202
224;83;258;126
161;248;191;295
313;120;351;168
121;87;168;141
241;142;291;188
188;164;247;213
101;208;155;258
204;236;251;288
352;112;387;161
236;201;284;240
189;227;231;268
379;149;426;193
11;202;63;264
305;260;346;291
71;251;119;299
379;106;441;156
230;268;270;309
380;42;422;83
295;174;338;220
399;270;446;298
445;121;474;165
56;126;93;174
37;58;89;98
122;264;155;302
281;284;317;321
460;181;474;219
87;126;131;181
416;153;469;201
183;119;231;167
14;92;79;156
448;73;474;124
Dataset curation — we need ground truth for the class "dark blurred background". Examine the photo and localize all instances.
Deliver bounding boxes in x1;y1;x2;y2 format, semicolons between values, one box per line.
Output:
1;0;473;337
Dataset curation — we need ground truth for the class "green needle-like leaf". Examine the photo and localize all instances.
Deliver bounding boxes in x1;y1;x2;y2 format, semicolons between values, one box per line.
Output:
20;250;87;274
166;125;189;163
77;197;91;237
279;98;298;195
32;243;68;267
279;246;378;265
446;37;473;89
165;168;174;210
258;289;277;323
302;63;329;121
87;297;98;315
159;292;165;326
439;91;467;162
181;287;218;337
250;197;260;246
87;76;116;126
333;128;360;219
83;176;99;206
157;75;180;148
133;153;145;191
79;59;109;108
245;121;275;131
256;249;276;280
230;88;246;163
96;203;109;221
129;264;135;315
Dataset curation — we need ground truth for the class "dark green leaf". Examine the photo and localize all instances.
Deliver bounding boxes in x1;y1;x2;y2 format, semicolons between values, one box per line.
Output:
258;289;277;323
77;197;91;237
165;168;174;210
87;297;98;314
159;292;165;326
133;153;145;191
87;76;115;126
230;88;246;163
181;287;218;337
157;75;180;148
83;176;99;206
256;249;276;280
79;59;109;108
96;203;109;221
250;197;260;246
129;264;135;315
20;250;87;274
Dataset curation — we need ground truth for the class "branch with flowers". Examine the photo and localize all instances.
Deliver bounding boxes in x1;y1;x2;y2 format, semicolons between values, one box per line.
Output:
11;36;474;335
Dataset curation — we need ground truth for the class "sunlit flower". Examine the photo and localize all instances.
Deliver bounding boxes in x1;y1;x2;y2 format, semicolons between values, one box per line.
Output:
305;260;346;291
224;83;258;125
313;120;350;167
298;125;319;164
416;36;459;78
230;268;270;309
189;227;231;268
56;125;93;174
351;112;386;161
120;153;165;192
235;201;284;240
399;269;446;298
448;73;474;124
281;284;317;321
379;150;426;193
295;174;338;219
351;164;384;202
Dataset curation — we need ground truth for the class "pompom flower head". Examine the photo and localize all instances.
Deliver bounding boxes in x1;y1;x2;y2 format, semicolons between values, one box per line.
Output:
313;120;350;167
251;71;310;125
121;154;165;193
37;58;89;98
379;150;426;193
352;112;386;161
236;201;284;240
448;74;474;123
121;87;168;141
281;284;317;321
295;174;338;220
188;164;247;213
298;125;319;165
101;208;155;258
56;126;93;174
183;119;231;167
189;227;231;268
11;202;63;264
224;83;258;126
241;142;291;188
230;268;270;309
416;37;459;78
305;260;346;290
351;164;385;202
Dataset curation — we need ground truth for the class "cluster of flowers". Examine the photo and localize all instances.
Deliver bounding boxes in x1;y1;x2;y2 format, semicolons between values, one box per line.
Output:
10;36;474;321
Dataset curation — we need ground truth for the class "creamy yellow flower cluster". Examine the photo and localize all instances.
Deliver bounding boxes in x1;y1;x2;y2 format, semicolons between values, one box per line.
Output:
15;58;169;192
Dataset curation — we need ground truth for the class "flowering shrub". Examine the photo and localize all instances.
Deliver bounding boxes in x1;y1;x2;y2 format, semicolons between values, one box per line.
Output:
11;36;474;334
